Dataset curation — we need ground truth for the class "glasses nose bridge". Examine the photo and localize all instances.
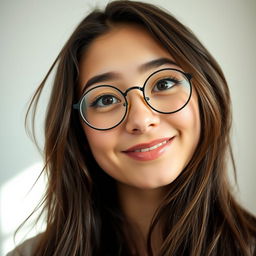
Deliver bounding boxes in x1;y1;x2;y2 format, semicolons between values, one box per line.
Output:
123;85;151;108
123;86;144;97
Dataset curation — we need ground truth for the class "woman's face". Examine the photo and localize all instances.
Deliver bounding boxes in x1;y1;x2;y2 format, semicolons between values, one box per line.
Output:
79;24;200;190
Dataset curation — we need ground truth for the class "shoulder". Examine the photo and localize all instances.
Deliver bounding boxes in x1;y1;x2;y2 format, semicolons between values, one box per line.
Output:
6;234;42;256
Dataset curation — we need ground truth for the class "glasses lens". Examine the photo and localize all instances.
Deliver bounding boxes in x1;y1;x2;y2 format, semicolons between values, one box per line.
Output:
144;69;191;113
80;86;126;130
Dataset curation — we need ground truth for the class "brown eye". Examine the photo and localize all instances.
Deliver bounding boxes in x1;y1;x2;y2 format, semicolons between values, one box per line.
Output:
91;94;120;108
153;79;176;91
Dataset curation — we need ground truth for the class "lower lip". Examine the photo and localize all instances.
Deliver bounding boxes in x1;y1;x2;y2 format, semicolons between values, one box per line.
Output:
123;137;174;161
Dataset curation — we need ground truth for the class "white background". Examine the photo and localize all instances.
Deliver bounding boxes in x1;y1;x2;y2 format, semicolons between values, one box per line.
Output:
0;0;255;255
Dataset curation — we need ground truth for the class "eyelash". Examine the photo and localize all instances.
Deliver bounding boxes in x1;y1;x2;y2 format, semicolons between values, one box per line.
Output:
90;94;120;108
87;75;183;108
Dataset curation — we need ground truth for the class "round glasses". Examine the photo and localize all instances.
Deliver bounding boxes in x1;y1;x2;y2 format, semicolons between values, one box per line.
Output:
73;68;192;130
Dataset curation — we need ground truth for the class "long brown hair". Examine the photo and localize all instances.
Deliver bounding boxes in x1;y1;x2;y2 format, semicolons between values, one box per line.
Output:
22;0;256;255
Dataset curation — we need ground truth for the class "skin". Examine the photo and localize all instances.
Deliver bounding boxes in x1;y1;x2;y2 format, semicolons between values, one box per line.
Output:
78;24;201;252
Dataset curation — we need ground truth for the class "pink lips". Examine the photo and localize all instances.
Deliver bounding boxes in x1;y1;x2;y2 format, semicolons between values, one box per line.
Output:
122;137;174;161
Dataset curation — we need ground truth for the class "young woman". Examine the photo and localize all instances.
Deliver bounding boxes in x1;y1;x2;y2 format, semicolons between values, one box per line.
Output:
8;0;256;255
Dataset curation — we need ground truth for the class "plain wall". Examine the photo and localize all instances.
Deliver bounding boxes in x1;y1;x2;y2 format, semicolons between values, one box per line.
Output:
1;0;255;254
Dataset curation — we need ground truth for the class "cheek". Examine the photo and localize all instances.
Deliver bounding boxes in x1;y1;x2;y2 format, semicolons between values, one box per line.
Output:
166;93;201;167
82;125;119;167
83;126;110;152
169;93;200;136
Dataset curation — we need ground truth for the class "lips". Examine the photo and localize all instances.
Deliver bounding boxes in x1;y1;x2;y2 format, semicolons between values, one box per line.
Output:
124;137;173;152
122;137;174;161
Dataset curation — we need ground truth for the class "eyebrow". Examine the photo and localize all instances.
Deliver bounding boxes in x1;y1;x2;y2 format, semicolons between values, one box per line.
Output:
82;57;179;93
139;57;178;72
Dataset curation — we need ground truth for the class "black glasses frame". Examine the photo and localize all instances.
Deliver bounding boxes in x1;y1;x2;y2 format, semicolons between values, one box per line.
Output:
73;68;193;131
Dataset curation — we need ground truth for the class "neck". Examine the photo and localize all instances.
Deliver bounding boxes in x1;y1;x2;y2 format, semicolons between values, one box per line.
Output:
117;183;168;252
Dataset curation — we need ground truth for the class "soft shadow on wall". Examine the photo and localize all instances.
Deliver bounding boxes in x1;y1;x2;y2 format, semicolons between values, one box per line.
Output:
0;162;46;255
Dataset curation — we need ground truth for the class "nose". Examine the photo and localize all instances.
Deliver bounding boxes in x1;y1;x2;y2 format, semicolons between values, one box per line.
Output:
124;92;160;134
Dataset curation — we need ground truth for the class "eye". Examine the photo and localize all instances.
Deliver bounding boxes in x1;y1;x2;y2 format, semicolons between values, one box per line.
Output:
153;78;180;92
90;94;121;108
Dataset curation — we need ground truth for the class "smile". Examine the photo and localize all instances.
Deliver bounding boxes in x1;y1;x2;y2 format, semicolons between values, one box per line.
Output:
123;137;174;161
133;139;169;152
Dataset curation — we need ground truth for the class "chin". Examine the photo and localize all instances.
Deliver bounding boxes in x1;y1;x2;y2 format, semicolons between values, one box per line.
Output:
128;177;176;190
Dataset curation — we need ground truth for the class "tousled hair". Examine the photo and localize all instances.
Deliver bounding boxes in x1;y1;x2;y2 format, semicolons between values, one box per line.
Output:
21;1;256;255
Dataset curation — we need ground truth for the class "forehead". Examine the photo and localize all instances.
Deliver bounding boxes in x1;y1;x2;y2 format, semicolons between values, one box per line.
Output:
79;24;176;85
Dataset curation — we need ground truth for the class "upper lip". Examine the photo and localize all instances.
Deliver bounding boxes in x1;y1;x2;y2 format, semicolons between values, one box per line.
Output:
123;137;174;152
